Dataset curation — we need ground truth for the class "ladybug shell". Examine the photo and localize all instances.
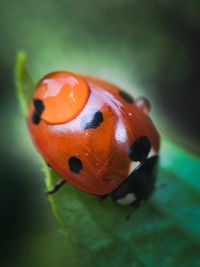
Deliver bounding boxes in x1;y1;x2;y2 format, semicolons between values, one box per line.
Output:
28;71;160;195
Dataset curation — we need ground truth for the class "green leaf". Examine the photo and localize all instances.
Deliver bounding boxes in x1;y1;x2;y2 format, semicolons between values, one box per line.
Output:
16;52;200;267
15;51;35;115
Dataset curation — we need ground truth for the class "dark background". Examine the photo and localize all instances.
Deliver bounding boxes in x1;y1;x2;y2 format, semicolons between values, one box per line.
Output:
0;1;199;266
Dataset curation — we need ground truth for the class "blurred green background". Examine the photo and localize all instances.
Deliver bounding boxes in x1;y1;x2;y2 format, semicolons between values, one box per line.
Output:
0;0;200;266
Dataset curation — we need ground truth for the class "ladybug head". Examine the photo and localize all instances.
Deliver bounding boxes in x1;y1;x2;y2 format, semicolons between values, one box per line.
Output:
32;71;90;125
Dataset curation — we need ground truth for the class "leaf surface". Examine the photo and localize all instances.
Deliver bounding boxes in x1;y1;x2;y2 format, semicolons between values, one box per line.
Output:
16;52;200;267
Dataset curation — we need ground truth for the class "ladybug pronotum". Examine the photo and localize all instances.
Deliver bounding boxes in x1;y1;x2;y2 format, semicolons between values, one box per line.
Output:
28;71;160;207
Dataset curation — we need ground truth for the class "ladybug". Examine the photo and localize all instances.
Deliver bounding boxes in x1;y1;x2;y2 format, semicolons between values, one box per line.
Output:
28;71;160;207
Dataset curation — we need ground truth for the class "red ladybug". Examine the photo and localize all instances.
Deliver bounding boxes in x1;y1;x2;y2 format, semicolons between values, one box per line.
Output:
28;71;160;206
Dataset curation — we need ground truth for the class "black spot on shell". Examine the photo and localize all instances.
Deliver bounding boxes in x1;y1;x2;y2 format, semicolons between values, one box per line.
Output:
81;110;103;130
119;90;134;103
68;157;83;173
33;99;45;115
128;136;151;162
32;110;41;125
32;99;45;125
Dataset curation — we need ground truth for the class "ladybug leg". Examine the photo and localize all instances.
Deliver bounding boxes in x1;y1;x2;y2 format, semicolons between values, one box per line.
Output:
46;179;67;195
126;199;142;220
97;195;109;202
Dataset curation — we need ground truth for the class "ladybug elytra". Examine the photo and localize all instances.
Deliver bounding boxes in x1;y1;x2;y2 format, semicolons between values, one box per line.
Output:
28;71;160;206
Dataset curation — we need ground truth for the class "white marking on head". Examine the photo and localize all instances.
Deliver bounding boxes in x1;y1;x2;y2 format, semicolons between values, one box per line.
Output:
148;148;157;158
128;161;140;175
116;193;136;205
